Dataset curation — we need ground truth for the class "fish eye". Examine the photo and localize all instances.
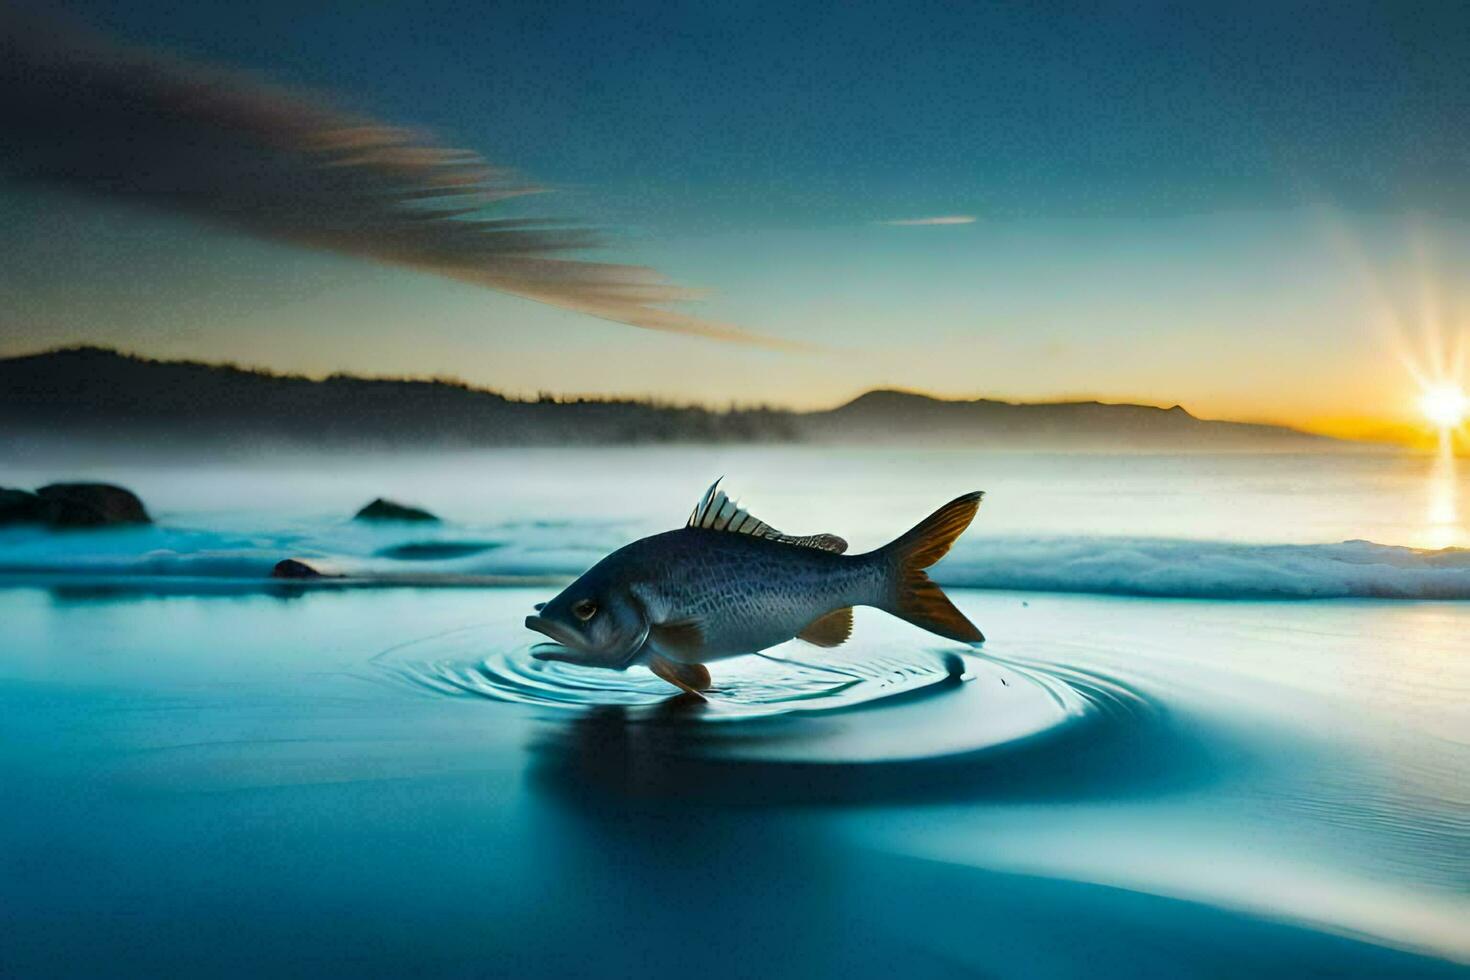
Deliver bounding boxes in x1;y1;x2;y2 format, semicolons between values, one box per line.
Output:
572;599;597;621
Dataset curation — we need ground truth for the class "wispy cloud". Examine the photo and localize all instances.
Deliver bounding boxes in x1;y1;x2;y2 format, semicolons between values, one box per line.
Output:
877;215;977;226
0;12;796;349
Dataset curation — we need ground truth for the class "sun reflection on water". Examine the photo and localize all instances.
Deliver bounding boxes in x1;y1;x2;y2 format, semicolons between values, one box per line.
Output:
1423;434;1461;550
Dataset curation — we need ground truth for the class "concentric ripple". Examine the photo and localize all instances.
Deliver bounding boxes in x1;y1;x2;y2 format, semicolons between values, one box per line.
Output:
374;622;1157;768
394;637;966;718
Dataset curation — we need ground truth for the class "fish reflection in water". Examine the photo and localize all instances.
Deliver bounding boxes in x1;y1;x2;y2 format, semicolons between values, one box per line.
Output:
500;639;1195;809
391;601;1184;807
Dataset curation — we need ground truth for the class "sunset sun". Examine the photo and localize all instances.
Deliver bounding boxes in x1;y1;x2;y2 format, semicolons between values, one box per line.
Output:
1419;383;1468;430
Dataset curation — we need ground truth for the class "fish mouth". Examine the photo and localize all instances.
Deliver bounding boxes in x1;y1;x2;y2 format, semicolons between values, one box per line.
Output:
525;615;590;661
524;614;647;669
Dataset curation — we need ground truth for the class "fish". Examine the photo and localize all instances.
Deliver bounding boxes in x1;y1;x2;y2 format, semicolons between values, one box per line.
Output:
524;479;985;698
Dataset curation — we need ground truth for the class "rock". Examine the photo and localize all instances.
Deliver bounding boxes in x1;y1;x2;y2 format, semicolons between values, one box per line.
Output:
272;558;331;579
354;498;439;522
0;488;49;525
375;541;501;560
35;483;151;526
1;483;151;528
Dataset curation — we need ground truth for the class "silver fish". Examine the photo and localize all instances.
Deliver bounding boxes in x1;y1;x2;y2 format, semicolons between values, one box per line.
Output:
525;479;984;697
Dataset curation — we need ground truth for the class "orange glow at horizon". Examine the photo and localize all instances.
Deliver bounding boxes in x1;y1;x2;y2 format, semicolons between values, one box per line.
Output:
1304;213;1470;451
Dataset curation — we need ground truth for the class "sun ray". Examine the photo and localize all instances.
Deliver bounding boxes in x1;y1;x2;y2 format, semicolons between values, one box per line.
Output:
1419;384;1467;430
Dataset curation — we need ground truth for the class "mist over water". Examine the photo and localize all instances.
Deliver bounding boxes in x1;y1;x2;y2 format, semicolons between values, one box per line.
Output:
4;446;1469;595
3;447;1468;977
6;444;1463;541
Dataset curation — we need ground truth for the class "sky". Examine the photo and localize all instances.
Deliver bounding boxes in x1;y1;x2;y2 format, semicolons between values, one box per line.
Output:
3;0;1470;436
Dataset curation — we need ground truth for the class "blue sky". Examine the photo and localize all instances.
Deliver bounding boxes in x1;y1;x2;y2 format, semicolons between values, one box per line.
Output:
4;1;1469;428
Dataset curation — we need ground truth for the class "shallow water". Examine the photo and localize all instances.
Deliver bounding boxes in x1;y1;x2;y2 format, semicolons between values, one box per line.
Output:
2;449;1469;977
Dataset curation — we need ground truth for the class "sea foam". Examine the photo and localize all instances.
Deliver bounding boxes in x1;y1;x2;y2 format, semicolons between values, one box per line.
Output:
937;537;1470;599
3;521;1470;600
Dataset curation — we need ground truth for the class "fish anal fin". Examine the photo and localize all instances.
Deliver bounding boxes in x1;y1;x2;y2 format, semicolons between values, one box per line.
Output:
649;655;712;699
649;618;705;659
687;479;849;553
797;606;854;648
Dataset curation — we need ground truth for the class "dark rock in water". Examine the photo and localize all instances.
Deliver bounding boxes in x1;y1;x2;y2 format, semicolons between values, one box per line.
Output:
376;540;502;561
36;483;152;526
0;488;49;525
2;483;151;527
354;498;439;522
272;558;332;579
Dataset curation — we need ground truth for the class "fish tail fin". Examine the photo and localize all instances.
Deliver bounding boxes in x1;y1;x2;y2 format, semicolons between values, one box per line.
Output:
875;491;985;643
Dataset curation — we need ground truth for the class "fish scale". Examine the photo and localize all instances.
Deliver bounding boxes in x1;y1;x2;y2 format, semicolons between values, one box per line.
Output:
629;529;879;660
525;481;985;694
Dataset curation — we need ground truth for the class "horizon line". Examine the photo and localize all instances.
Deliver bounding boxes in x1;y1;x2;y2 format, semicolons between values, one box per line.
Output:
0;341;1391;443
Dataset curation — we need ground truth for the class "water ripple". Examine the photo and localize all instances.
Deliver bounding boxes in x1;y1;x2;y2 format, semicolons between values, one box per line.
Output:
394;642;965;718
373;626;1163;792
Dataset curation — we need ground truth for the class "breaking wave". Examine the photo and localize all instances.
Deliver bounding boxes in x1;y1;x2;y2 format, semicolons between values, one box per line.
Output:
935;537;1470;599
3;519;1470;600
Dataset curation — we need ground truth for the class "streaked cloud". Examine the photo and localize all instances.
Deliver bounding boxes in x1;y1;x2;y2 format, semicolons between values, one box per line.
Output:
878;215;977;227
0;11;795;349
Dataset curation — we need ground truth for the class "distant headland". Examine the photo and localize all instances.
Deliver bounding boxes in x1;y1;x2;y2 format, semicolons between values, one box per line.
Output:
0;346;1349;455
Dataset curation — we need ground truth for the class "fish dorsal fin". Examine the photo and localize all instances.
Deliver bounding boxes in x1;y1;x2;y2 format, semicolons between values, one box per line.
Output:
797;607;853;648
686;479;848;554
687;478;771;535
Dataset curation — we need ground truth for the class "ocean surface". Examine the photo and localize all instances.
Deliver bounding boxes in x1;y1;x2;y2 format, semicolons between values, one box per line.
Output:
2;447;1468;977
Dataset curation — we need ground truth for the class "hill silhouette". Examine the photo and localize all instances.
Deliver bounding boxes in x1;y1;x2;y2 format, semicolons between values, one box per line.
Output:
0;346;1339;454
803;388;1329;448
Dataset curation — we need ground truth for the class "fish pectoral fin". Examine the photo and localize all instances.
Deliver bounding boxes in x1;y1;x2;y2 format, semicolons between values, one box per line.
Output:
797;607;854;648
648;655;712;698
648;618;705;659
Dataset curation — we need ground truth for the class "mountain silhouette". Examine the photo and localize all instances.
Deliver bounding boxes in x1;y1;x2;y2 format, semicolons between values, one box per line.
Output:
0;346;1341;454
